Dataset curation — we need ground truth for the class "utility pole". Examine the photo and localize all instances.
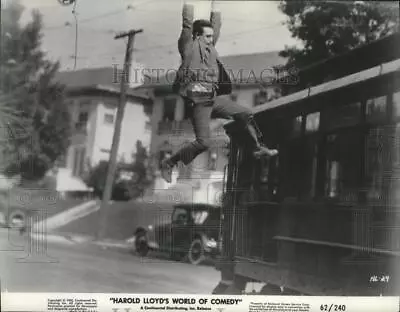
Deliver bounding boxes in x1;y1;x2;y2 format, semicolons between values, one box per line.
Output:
96;28;143;240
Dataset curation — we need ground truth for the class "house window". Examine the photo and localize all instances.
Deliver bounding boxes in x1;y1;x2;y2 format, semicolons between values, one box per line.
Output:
72;146;86;176
80;148;86;176
163;98;176;121
104;113;114;125
76;111;88;130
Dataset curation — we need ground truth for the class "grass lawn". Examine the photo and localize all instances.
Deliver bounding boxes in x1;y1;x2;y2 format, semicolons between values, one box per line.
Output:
56;201;176;241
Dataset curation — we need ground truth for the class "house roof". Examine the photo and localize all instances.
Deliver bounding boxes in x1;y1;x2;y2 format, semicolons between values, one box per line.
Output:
55;67;151;102
140;50;287;89
55;67;116;88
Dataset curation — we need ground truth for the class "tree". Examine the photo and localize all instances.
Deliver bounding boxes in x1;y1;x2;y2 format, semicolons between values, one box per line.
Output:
0;92;30;175
85;160;109;199
278;1;399;69
85;141;155;201
117;140;155;200
0;0;71;182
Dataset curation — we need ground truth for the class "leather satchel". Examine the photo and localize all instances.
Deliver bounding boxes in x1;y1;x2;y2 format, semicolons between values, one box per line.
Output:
185;81;215;104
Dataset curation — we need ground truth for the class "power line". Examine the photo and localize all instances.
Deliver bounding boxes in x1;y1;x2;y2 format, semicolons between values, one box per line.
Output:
47;1;283;69
62;20;283;61
45;0;158;31
44;8;130;30
132;22;283;53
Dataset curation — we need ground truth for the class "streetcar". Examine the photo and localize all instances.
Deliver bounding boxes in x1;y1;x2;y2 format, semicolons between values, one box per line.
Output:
213;32;400;296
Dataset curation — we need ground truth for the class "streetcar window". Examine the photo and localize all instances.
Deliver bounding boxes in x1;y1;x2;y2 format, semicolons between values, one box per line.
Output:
305;112;320;133
323;131;361;201
389;124;400;204
258;156;279;202
392;91;400;118
366;95;387;122
282;137;317;200
292;116;303;137
364;127;387;202
323;102;361;130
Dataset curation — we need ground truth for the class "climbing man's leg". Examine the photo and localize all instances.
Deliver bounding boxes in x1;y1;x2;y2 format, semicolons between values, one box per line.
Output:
211;97;278;158
161;100;214;183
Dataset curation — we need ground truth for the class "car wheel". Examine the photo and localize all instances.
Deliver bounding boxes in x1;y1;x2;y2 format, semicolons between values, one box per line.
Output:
187;238;205;265
134;232;149;257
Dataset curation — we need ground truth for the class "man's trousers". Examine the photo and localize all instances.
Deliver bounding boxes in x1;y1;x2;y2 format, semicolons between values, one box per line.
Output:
168;96;255;166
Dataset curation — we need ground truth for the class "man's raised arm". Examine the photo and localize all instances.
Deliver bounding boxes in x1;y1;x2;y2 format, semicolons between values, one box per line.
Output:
210;0;221;45
178;1;194;57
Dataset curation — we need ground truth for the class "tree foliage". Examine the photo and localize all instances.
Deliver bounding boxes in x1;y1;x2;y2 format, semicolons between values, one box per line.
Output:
0;0;71;181
85;160;109;199
279;1;399;68
85;141;155;201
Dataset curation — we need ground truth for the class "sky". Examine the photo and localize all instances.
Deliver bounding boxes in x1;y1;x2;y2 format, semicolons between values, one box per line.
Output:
14;0;300;72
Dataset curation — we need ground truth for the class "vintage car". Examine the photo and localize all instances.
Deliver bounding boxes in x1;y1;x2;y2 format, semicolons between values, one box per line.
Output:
133;203;222;265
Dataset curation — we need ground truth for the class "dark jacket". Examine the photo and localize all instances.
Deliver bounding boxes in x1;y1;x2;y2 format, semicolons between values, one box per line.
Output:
172;4;232;97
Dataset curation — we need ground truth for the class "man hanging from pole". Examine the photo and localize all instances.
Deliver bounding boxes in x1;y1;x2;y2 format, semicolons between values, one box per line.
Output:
160;0;278;183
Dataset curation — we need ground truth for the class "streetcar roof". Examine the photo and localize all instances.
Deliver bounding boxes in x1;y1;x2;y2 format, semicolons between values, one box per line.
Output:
224;57;400;132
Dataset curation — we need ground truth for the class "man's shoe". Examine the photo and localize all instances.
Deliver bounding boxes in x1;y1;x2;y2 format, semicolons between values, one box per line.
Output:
253;145;278;159
161;160;173;183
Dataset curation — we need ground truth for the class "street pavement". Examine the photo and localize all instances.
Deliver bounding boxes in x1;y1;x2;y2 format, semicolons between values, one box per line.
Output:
0;228;220;294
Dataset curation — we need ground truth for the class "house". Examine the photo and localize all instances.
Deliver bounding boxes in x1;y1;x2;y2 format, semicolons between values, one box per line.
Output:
52;66;152;196
137;51;287;204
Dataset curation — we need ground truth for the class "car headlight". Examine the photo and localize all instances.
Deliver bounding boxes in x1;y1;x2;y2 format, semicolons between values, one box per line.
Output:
147;225;153;231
